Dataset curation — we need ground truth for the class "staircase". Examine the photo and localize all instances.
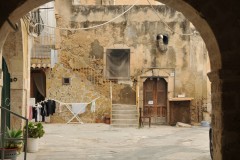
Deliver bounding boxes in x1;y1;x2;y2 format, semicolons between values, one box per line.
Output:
111;104;139;128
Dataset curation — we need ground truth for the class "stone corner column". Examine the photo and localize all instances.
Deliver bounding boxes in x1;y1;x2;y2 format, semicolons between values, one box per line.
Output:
208;69;240;160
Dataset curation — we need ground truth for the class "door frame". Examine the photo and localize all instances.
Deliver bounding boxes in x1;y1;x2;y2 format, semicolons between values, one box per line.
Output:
143;77;168;124
137;69;175;125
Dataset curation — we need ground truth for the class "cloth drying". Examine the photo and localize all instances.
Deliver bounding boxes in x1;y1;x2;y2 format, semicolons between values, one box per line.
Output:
71;103;88;114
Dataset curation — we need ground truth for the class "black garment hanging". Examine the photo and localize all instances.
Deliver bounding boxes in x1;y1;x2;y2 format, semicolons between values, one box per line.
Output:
40;102;47;122
46;100;56;116
32;107;38;122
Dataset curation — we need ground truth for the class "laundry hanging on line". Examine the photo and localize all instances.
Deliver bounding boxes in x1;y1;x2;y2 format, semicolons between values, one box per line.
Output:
31;99;56;122
54;97;99;114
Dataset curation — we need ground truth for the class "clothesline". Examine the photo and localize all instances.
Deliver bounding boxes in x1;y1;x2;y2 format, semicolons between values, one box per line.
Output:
32;97;100;124
33;97;99;107
48;97;100;105
33;99;49;108
30;98;56;122
48;97;100;124
49;97;100;114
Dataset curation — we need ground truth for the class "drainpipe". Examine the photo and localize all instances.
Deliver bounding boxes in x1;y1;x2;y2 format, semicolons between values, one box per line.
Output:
173;68;176;97
110;81;112;124
136;81;140;127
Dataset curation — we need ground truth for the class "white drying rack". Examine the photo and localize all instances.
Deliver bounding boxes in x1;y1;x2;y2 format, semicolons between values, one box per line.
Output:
49;97;100;124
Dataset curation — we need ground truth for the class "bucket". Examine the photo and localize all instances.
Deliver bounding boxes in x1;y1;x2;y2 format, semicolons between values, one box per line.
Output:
201;121;210;127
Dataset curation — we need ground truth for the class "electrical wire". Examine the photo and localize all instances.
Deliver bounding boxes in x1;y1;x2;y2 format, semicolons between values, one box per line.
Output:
146;0;195;36
33;0;140;31
29;0;196;36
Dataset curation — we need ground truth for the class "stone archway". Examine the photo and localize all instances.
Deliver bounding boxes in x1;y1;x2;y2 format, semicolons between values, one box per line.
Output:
1;0;240;160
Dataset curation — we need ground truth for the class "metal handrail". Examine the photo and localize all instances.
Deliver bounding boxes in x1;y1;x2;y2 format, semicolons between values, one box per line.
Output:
0;106;28;160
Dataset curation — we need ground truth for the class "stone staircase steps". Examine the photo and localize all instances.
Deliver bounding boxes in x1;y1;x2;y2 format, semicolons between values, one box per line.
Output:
111;119;138;124
112;110;137;114
111;104;138;128
112;114;138;119
112;105;137;110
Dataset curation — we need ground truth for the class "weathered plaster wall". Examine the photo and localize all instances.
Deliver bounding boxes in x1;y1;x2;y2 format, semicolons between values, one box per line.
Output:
45;63;112;123
51;3;210;123
65;0;161;5
2;20;30;129
189;31;211;122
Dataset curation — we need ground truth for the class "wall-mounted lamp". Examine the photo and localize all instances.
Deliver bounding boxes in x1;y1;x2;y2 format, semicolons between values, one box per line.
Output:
10;77;18;82
156;34;169;52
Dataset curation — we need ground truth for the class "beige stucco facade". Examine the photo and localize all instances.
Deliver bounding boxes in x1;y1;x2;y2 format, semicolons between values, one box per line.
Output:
2;0;240;159
43;2;211;124
71;0;162;5
0;1;211;126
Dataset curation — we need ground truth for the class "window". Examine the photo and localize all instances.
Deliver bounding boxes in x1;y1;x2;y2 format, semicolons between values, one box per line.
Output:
29;10;44;36
62;77;71;85
106;49;130;79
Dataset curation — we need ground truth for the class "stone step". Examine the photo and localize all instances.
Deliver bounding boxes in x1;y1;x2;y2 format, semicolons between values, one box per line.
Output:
112;107;137;111
112;110;137;114
111;124;138;128
112;104;137;110
111;104;138;128
112;104;136;106
112;114;138;119
111;119;138;124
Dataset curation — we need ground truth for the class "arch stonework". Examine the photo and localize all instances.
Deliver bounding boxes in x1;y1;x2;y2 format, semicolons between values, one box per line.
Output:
1;0;240;160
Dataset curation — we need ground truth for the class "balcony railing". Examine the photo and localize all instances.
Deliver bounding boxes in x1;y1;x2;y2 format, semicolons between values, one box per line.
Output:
31;34;55;59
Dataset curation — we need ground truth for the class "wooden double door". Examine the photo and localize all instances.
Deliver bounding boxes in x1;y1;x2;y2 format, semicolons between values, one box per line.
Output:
143;78;167;124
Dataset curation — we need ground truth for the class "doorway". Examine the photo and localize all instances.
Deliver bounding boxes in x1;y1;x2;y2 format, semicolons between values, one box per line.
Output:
30;69;46;103
143;77;167;124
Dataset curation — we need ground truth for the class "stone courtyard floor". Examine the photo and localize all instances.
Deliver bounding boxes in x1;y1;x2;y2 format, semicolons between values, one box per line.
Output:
19;123;211;160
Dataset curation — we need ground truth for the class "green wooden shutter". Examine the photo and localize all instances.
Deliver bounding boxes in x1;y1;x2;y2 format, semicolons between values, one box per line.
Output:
1;58;11;128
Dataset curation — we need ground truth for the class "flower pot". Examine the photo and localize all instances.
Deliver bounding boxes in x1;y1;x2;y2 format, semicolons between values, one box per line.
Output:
27;138;39;153
0;148;18;160
104;117;111;124
95;118;102;123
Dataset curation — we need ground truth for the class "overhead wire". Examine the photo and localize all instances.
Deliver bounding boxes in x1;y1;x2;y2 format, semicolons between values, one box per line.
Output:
28;0;196;36
33;0;140;31
146;0;195;36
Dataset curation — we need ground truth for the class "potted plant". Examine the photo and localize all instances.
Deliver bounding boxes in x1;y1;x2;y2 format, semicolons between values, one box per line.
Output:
26;122;45;153
0;128;23;160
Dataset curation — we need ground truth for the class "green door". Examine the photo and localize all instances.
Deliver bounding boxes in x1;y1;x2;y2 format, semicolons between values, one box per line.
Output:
1;58;11;128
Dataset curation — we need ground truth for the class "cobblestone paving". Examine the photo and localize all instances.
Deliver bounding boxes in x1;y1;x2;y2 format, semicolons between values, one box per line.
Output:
19;124;211;160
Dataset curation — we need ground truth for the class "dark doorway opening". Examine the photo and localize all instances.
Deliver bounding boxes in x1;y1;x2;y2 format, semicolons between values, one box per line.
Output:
30;69;46;103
